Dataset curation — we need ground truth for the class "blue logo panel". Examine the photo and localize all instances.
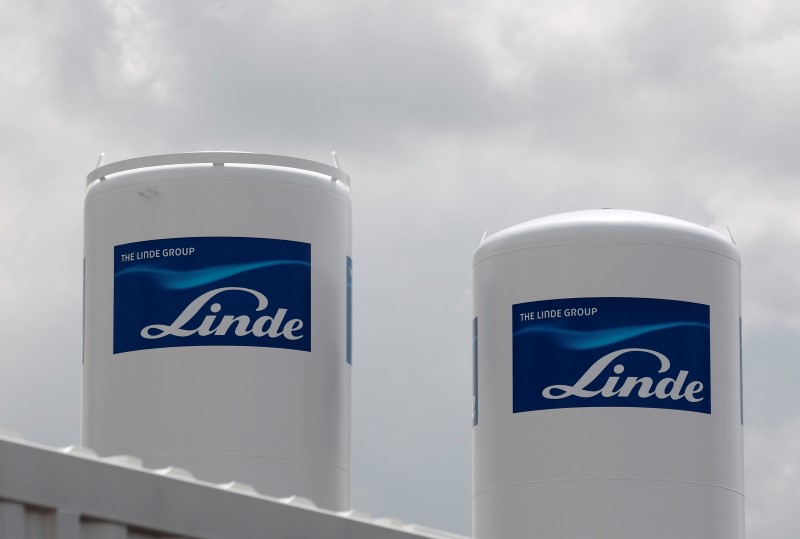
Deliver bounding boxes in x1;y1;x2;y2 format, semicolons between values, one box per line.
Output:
114;237;311;354
513;297;710;414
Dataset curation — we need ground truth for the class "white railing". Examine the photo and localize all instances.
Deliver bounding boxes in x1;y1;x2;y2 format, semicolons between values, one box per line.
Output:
0;432;470;539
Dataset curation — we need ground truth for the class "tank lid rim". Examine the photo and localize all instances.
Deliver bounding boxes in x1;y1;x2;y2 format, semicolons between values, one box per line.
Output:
86;152;350;188
473;209;740;263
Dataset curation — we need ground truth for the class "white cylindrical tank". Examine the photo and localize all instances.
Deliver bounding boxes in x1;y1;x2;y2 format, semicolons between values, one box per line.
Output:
472;210;743;539
83;152;352;510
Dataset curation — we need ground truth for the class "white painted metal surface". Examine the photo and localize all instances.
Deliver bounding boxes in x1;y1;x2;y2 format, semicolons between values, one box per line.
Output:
0;433;470;539
472;210;743;539
83;152;352;510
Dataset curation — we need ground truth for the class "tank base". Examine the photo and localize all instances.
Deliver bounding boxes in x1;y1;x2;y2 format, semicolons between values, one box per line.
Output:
473;479;744;539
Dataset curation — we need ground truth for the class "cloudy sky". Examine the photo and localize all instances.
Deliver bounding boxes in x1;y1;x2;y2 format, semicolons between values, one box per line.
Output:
1;0;799;536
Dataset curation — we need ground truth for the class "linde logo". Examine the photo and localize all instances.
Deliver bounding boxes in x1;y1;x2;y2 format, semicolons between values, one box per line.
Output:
512;298;711;414
541;348;703;402
140;287;304;341
114;237;311;354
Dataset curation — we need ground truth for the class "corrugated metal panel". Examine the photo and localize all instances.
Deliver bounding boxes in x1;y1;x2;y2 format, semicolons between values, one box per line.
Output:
0;433;471;539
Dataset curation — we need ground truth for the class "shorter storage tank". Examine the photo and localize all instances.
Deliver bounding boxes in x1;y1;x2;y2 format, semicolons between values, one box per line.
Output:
83;152;352;510
472;210;743;539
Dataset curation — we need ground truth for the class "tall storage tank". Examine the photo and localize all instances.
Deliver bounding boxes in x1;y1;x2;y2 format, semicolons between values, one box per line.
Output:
472;210;743;539
83;152;352;510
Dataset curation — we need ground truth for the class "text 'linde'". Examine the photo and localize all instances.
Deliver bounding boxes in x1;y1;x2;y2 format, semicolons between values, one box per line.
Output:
542;348;703;402
141;287;304;340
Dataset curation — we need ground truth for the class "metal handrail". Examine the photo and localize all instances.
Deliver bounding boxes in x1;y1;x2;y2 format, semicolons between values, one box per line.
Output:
86;152;350;188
